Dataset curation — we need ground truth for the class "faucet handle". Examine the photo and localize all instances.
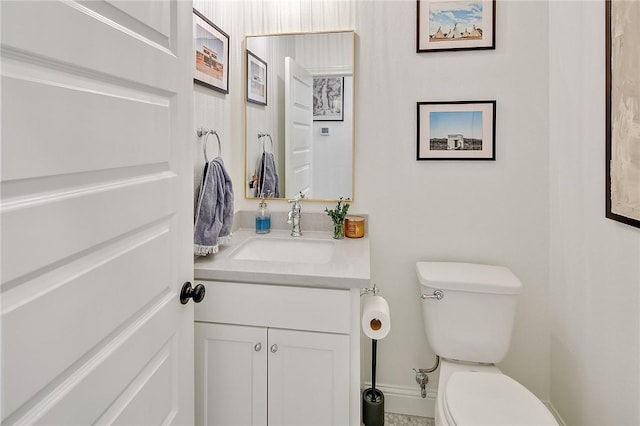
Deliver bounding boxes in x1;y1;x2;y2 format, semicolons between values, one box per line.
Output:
287;191;305;205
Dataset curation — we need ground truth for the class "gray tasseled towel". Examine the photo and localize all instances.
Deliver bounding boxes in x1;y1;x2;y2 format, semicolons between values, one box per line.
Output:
194;157;234;256
257;152;279;198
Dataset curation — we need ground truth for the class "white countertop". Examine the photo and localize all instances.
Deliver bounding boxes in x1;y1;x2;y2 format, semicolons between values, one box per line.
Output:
194;214;370;289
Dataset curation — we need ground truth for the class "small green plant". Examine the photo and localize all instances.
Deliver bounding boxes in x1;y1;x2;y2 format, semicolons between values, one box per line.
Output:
325;197;350;224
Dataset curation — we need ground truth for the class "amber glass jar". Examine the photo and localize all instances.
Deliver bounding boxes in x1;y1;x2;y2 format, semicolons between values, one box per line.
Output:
344;215;365;238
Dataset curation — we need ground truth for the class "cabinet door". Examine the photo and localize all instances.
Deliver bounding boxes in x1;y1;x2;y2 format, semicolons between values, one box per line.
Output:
195;323;267;426
268;329;350;426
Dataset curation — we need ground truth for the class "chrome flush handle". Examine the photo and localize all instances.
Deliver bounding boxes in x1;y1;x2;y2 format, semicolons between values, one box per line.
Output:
420;289;444;300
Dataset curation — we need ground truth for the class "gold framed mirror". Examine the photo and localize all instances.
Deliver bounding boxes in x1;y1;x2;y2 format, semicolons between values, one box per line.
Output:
244;30;355;201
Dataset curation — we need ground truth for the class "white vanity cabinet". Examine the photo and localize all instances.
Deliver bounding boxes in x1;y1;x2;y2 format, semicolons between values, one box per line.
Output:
194;280;357;426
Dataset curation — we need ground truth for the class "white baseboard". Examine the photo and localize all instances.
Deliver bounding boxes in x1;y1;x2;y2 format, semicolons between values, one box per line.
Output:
363;382;436;418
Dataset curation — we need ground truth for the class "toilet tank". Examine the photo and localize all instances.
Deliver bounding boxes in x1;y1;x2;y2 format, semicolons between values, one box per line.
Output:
416;262;522;364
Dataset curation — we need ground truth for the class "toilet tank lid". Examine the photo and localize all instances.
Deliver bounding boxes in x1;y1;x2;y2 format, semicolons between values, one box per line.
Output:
416;262;522;295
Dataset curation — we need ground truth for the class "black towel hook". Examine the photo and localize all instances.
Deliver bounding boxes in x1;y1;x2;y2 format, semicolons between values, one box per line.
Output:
197;128;221;162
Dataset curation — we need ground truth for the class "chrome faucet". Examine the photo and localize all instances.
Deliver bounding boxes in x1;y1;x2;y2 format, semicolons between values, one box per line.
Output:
287;192;305;237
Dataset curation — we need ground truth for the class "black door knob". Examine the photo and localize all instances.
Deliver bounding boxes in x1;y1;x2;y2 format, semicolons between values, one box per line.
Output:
180;281;205;304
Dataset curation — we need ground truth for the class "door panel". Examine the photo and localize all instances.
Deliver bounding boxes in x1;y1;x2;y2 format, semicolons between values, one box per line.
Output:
284;56;313;198
101;343;174;426
2;72;170;181
94;0;172;44
2;177;172;284
2;229;171;416
0;1;178;88
1;0;193;424
17;299;178;425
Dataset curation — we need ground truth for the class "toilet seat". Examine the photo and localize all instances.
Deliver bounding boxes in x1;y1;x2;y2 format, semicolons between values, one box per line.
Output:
443;372;557;426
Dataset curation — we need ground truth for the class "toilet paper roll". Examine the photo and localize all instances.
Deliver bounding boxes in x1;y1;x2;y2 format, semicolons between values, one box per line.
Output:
362;295;391;340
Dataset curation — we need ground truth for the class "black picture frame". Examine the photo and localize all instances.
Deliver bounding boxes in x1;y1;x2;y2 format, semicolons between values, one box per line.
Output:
605;0;640;228
417;0;495;53
417;100;496;161
246;50;267;106
313;76;344;121
193;8;230;94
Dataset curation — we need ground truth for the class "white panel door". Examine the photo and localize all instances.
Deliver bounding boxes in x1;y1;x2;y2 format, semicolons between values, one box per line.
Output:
267;328;350;426
195;323;268;426
1;0;194;424
284;56;314;199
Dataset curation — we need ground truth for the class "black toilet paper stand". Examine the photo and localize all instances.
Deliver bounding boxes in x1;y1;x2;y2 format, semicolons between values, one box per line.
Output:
362;339;384;426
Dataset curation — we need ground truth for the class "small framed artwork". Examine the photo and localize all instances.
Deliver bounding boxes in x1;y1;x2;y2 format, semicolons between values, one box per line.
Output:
246;50;267;106
417;100;496;161
313;76;344;121
417;0;495;52
606;0;640;228
193;8;229;94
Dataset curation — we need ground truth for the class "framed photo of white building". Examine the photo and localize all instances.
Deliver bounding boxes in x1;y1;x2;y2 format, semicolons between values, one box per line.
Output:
417;0;495;52
193;8;229;93
246;50;267;106
417;101;496;160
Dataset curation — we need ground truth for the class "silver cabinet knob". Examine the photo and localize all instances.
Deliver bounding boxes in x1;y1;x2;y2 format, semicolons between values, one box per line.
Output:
270;344;278;353
254;343;262;352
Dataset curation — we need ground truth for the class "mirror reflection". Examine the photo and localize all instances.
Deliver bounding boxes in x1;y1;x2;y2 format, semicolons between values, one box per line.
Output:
245;30;355;201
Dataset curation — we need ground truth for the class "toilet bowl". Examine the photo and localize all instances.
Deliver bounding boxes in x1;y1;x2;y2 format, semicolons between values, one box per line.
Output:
416;262;558;426
435;360;557;426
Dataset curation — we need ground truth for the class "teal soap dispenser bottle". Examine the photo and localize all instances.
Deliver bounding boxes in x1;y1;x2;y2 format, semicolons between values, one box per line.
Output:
255;194;271;234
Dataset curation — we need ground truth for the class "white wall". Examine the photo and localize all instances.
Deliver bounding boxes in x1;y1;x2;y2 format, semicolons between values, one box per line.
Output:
549;2;640;425
195;0;552;416
354;0;551;413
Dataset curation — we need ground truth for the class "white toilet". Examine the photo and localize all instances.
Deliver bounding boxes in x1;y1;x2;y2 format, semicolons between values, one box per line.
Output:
416;261;558;426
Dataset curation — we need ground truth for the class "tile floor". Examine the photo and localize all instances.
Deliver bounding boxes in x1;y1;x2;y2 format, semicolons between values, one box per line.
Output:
384;412;434;426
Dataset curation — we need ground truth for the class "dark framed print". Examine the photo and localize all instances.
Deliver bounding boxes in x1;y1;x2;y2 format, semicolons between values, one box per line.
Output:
246;50;267;106
417;0;495;52
606;0;640;228
417;100;496;160
193;8;229;93
313;76;344;121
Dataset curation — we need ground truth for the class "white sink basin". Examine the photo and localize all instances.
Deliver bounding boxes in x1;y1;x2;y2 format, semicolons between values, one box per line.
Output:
230;237;335;264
